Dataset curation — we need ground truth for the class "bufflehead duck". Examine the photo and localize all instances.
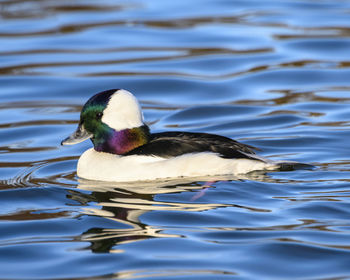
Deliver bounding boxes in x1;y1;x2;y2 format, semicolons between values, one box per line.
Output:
61;89;284;182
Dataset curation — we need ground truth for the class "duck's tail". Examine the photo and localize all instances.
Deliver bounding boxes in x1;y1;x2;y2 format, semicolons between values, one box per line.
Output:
276;161;315;171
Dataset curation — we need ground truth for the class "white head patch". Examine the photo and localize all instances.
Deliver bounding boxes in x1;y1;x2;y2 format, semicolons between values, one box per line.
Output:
101;89;144;131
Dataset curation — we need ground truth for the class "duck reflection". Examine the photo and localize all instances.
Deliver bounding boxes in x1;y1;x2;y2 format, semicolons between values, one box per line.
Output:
69;172;296;253
79;195;176;254
69;177;231;253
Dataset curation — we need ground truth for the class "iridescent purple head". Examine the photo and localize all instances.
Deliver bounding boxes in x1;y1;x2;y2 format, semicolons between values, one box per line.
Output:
61;89;150;155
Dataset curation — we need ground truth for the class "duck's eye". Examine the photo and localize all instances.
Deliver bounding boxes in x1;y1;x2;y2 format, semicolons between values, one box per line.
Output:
96;112;103;119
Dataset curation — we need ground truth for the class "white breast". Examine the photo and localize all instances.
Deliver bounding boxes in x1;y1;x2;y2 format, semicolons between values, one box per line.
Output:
77;148;278;182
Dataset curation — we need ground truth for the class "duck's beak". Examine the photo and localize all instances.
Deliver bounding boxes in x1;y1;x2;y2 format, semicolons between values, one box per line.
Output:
61;124;93;145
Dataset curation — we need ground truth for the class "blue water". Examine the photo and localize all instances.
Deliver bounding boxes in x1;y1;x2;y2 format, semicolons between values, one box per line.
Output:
1;0;350;279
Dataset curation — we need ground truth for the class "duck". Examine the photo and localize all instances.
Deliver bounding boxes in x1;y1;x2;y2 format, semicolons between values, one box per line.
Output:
61;89;293;182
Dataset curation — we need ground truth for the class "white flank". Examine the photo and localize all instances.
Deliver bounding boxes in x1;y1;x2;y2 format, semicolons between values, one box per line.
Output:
101;89;144;131
77;148;278;182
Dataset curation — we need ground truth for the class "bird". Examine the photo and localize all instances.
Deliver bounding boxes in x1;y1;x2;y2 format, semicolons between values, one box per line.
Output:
61;89;298;182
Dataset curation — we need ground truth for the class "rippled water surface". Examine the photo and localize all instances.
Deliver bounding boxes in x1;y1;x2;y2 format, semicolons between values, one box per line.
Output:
1;0;350;279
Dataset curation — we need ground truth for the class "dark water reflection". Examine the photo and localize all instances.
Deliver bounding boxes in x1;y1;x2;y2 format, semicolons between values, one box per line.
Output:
1;0;350;279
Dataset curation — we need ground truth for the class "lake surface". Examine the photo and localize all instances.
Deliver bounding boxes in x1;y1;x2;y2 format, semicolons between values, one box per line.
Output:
1;0;350;279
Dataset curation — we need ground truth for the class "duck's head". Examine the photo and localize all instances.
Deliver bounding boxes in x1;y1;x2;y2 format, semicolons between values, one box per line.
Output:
61;89;150;155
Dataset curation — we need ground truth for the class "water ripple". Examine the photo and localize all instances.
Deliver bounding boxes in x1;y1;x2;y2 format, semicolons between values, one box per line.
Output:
1;0;350;279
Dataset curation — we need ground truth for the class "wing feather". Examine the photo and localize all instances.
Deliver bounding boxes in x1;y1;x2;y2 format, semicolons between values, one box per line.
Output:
126;131;261;161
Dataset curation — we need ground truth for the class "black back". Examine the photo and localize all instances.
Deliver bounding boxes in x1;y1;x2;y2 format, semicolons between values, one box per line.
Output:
126;131;261;160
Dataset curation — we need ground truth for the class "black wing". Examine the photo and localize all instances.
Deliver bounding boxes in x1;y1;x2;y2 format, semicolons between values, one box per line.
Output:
126;131;261;160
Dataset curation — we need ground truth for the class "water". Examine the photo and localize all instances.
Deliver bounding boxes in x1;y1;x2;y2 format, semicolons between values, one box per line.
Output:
1;0;350;279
